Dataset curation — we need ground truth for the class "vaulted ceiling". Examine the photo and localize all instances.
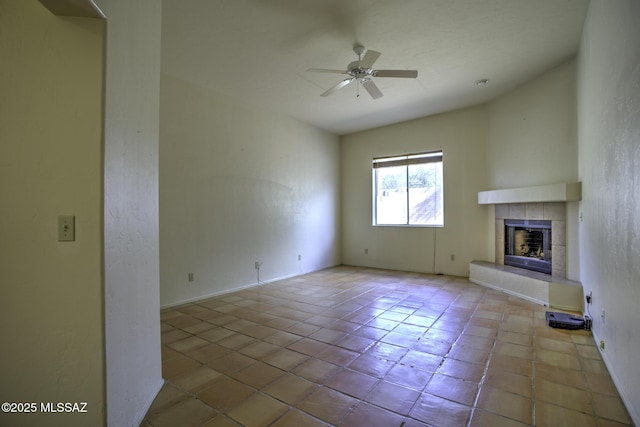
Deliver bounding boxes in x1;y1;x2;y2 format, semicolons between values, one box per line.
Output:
161;0;589;135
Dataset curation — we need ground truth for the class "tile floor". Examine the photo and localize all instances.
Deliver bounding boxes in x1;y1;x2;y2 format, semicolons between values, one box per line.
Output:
143;266;632;427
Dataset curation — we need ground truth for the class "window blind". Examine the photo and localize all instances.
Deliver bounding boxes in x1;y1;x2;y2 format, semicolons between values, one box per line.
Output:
372;151;443;168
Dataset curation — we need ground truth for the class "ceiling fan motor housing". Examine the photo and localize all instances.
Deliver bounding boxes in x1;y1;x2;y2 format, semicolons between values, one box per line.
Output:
347;60;374;78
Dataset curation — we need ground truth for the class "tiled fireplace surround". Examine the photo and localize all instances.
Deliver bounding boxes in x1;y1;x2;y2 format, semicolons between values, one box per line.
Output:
470;183;582;310
494;202;567;278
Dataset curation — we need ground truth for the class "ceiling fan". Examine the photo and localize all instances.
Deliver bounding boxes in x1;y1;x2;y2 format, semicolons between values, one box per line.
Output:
308;45;418;99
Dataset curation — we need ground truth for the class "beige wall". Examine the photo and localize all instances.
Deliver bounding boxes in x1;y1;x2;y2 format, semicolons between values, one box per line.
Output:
341;106;490;276
486;60;580;279
486;60;578;189
340;59;579;278
577;0;640;422
4;1;636;424
95;0;165;426
159;75;341;307
0;1;105;426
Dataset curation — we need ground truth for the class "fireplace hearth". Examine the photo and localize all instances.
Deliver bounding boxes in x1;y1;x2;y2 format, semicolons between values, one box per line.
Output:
504;219;552;274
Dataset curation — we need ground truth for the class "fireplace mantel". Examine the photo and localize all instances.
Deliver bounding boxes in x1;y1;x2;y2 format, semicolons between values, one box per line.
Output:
478;182;581;205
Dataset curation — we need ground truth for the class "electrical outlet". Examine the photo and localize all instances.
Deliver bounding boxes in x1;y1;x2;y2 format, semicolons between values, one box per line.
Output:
600;340;605;351
450;254;455;261
364;248;368;254
188;273;194;282
255;261;262;270
58;215;75;241
298;254;302;261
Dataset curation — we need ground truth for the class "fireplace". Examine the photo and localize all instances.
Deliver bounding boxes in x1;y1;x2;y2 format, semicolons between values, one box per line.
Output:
472;191;582;309
504;219;552;274
494;202;566;278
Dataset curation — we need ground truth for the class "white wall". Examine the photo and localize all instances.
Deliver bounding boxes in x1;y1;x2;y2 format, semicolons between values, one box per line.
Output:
486;60;580;278
577;1;640;423
0;1;105;426
159;75;341;307
341;106;489;276
96;0;165;426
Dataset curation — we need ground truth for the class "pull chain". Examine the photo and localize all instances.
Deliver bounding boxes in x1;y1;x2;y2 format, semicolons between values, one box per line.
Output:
357;51;362;97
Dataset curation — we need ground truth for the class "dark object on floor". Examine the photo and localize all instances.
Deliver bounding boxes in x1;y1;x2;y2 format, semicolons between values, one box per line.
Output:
545;311;586;330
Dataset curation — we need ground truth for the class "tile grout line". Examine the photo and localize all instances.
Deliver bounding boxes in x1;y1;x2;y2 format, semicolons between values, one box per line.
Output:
394;276;458;423
574;333;605;427
152;268;630;427
335;278;444;426
194;275;419;425
531;309;538;427
465;291;504;427
163;298;327;425
334;274;466;425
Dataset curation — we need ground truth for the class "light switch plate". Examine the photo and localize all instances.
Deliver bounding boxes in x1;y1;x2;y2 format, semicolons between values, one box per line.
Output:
58;215;75;241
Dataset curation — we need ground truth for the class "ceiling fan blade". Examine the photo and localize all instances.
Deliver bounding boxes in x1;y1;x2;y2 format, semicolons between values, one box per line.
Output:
321;77;355;97
373;69;418;78
361;78;383;99
359;50;381;69
308;68;347;74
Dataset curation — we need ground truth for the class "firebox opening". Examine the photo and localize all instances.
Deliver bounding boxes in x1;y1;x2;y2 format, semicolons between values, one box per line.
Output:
505;219;552;275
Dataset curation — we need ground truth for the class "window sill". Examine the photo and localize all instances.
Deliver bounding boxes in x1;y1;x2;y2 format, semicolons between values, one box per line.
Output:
373;224;444;228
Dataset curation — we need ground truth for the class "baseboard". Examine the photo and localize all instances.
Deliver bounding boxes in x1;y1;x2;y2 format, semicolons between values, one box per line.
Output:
161;281;263;309
160;266;339;310
129;377;164;427
590;329;640;426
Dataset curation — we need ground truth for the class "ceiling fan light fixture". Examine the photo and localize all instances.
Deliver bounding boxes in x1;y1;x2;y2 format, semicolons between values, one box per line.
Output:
476;78;489;86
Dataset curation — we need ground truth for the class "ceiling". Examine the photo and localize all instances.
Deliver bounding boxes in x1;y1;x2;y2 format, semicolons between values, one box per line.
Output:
161;0;589;136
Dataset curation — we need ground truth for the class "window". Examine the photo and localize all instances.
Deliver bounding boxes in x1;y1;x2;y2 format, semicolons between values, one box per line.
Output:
373;150;443;226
